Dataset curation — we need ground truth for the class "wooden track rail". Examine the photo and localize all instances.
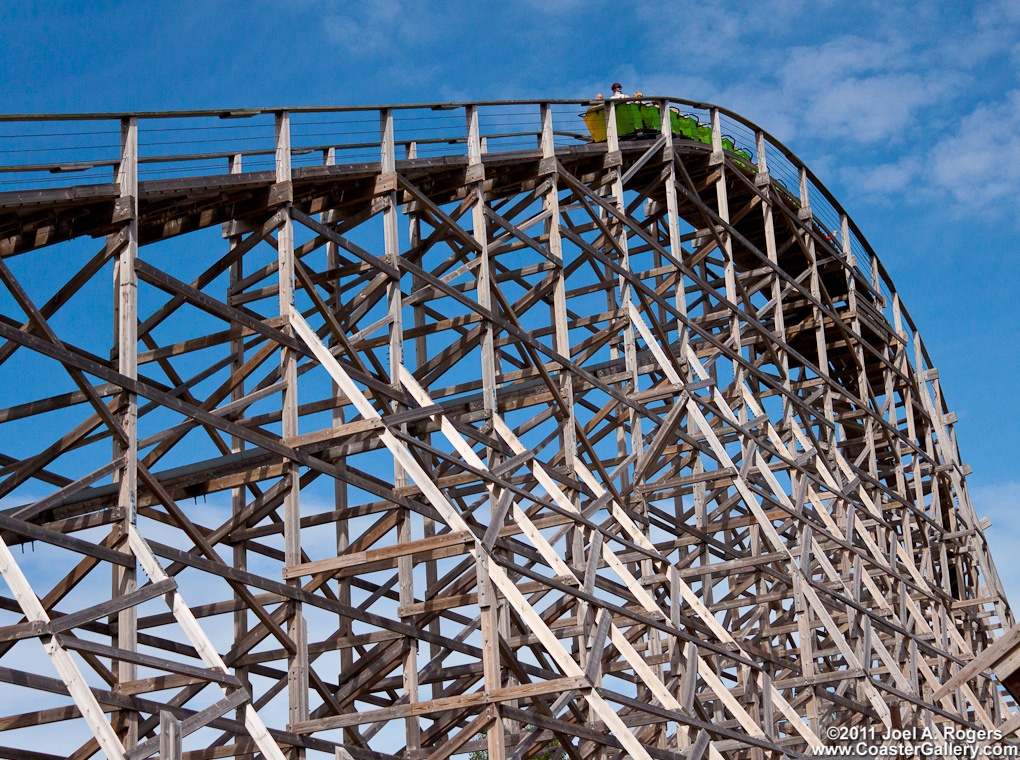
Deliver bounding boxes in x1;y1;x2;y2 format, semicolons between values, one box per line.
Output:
0;97;1013;759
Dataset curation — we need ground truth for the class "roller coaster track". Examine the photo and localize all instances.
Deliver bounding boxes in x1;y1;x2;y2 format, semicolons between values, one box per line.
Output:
0;97;1013;759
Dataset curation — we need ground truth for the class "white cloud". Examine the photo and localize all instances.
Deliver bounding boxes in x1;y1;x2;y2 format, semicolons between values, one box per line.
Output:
630;9;1019;217
634;2;749;66
971;480;1020;528
782;36;910;83
321;0;442;55
723;35;958;144
517;0;593;13
822;87;1020;216
632;32;951;148
806;72;953;141
841;154;923;196
973;0;1020;33
928;89;1020;212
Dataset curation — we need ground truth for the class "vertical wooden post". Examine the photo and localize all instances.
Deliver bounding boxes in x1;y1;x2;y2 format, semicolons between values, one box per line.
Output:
381;108;421;752
466;106;498;420
708;106;743;730
602;102;628;491
843;215;876;483
226;151;251;759
466;103;506;760
840;214;872;709
323;146;354;723
798;167;835;444
539;107;576;474
755;129;792;423
754;132;790;713
112;115;139;750
710;108;744;418
607;99;657;734
540;104;575;502
276;110;307;752
406;139;443;684
541;102;580;727
605;101;642;466
660;101;691;747
661;102;688;354
798;166;826;732
159;711;181;760
408;141;426;374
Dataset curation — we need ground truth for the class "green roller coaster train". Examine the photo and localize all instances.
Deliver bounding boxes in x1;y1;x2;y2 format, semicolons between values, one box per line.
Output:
583;101;753;165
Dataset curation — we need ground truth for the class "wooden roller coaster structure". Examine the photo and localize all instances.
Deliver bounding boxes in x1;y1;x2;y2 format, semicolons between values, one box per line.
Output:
0;97;1014;760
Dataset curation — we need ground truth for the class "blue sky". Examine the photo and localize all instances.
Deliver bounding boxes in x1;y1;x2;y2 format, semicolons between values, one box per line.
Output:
2;0;1019;592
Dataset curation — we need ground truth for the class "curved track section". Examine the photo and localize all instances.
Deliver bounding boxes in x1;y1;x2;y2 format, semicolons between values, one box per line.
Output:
0;99;1013;759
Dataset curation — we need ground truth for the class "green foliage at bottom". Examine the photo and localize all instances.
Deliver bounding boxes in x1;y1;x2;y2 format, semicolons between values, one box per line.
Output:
469;726;559;760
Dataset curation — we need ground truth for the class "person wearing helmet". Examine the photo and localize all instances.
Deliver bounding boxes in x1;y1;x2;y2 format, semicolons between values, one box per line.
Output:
610;82;626;99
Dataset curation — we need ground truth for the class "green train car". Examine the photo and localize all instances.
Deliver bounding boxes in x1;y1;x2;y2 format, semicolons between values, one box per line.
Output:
583;102;753;168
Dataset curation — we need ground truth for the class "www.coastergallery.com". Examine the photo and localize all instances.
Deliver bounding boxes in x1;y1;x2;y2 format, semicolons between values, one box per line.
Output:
812;727;1018;757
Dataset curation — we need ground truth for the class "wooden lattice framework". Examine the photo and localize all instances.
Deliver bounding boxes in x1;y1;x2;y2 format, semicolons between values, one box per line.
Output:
0;98;1014;760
